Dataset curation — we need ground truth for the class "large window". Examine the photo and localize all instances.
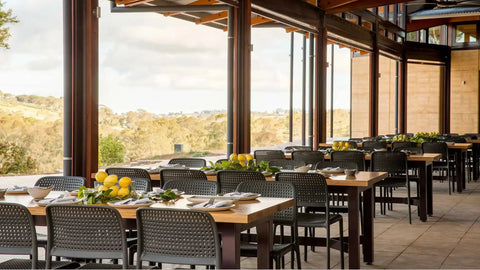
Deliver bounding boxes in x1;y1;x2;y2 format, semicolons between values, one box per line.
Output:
455;23;477;43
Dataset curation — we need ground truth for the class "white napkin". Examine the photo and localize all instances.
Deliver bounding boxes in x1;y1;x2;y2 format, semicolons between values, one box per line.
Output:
148;188;179;195
223;192;256;198
53;196;77;203
114;198;133;205
133;198;152;205
37;198;56;204
193;200;229;208
7;185;27;191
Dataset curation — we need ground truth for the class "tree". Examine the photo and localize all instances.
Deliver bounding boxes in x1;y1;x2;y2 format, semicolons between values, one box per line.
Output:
0;140;37;174
99;135;126;165
0;1;18;49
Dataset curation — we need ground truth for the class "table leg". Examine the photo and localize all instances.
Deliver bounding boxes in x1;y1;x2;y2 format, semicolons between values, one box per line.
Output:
427;163;433;216
217;223;241;269
417;162;428;222
362;187;374;264
455;149;464;193
256;218;274;269
473;144;479;181
347;187;360;269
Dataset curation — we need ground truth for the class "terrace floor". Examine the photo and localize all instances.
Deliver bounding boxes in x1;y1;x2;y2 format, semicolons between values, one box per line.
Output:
1;177;480;269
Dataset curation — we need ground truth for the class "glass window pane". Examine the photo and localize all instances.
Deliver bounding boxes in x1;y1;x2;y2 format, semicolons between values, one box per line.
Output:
388;5;395;23
378;6;385;18
429;26;441;44
397;4;405;28
420;29;427;43
455;24;477;43
406;31;418;42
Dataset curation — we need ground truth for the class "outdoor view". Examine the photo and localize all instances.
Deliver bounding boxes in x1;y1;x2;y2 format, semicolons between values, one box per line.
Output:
0;0;351;175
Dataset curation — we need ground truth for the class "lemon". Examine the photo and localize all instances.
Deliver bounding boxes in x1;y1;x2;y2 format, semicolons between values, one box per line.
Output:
98;185;109;191
345;142;350;149
118;177;132;188
117;187;130;198
246;154;253;161
104;175;118;188
109;186;119;197
238;154;246;162
229;153;238;162
95;171;108;182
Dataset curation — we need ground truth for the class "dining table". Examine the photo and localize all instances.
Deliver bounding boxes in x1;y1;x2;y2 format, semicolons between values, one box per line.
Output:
467;139;480;181
3;191;293;269
153;170;387;269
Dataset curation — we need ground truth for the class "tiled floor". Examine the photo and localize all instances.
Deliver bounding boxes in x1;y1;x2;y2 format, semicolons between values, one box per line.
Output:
242;180;480;269
2;178;480;269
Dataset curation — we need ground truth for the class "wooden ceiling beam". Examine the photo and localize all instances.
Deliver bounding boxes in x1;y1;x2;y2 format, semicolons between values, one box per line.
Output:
115;0;154;7
322;0;416;14
407;18;449;32
195;10;228;24
223;16;272;31
164;0;218;17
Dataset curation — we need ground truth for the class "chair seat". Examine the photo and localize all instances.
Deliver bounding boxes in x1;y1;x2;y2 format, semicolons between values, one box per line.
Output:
297;212;343;227
240;242;293;258
0;259;79;269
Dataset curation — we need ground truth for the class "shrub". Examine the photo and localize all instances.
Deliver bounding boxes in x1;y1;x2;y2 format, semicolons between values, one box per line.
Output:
99;135;126;165
0;140;37;174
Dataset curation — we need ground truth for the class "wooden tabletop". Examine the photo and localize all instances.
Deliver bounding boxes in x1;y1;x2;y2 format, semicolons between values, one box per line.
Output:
2;192;294;225
323;153;441;162
447;143;472;149
467;139;480;144
206;171;387;187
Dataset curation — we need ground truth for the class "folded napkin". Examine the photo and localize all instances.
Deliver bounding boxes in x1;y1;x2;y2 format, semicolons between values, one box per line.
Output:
223;192;256;198
148;188;179;195
54;196;77;203
321;167;342;171
114;198;133;205
37;198;56;204
193;200;229;208
7;185;27;191
133;198;153;205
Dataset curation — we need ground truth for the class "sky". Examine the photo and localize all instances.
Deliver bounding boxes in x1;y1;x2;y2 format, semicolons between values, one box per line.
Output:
0;0;351;115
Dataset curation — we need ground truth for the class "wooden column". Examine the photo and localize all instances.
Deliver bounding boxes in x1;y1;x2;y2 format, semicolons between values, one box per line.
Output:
398;50;407;134
313;12;327;149
369;24;379;137
233;0;251;154
64;0;99;186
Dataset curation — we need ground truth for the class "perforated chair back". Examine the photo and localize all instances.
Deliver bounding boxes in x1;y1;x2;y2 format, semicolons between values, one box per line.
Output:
371;151;408;175
362;140;387;150
268;159;306;170
291;150;324;166
46;204;128;269
393;147;424;154
105;167;151;180
163;180;218;195
168;158;206;168
315;160;358;170
130;178;152;192
330;150;366;171
0;202;38;269
136;208;221;267
391;141;418;151
237;181;296;225
275;172;329;210
254;150;285;163
422;142;448;160
216;170;266;194
35;176;86;191
160;169;207;187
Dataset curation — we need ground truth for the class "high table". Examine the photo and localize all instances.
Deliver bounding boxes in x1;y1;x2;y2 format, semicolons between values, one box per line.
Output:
448;143;472;193
4;192;293;269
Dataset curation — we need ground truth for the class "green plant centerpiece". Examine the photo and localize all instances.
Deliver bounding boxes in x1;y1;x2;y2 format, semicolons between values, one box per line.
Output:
201;153;280;174
79;172;140;204
393;132;440;144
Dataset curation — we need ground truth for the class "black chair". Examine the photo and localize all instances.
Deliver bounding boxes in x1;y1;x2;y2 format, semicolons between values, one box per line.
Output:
371;151;416;224
160;168;207;187
136;208;221;268
330;150;366;171
216;170;265;194
34;176;86;191
46;205;129;269
362;140;387;150
276;172;344;269
254;150;285;163
237;181;301;269
163;179;218;195
105;168;152;191
291;151;324;167
391;141;418;151
168;158;206;168
268;159;306;170
422;142;453;194
0;202;79;270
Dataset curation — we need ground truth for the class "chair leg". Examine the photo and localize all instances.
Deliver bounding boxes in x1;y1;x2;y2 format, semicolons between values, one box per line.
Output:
303;227;308;261
407;183;412;224
326;225;330;269
339;219;345;269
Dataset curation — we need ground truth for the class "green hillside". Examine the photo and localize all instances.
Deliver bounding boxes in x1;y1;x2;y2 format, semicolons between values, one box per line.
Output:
0;91;350;174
